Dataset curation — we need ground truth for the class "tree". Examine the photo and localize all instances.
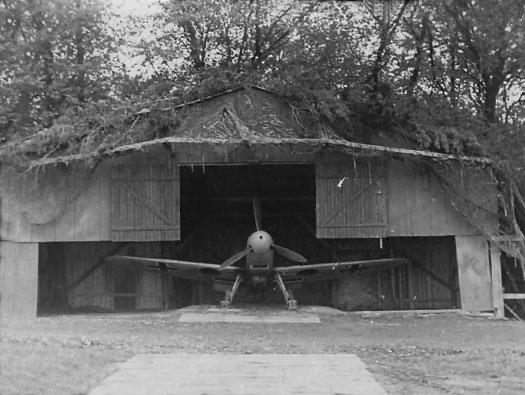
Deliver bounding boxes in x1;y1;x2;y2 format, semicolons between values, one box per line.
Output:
0;0;122;140
3;0;525;180
134;1;314;92
431;0;525;124
392;0;525;124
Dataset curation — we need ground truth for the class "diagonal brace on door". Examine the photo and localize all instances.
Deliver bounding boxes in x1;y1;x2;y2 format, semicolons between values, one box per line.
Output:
114;179;174;226
66;242;129;293
320;181;378;227
403;251;454;291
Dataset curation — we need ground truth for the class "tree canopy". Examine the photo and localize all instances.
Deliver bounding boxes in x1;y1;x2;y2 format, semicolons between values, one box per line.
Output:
1;0;525;180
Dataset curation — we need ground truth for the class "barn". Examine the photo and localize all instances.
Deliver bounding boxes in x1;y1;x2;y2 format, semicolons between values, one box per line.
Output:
1;86;522;318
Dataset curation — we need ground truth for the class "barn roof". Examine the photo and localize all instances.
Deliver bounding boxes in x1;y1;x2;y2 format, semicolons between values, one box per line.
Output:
0;86;491;168
144;86;338;140
30;136;491;167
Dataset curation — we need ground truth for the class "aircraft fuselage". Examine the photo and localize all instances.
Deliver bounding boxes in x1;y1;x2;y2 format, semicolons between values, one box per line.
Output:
245;230;275;293
217;227;305;308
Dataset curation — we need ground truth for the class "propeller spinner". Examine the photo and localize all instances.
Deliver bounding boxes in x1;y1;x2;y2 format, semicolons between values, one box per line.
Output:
219;196;307;269
248;230;273;253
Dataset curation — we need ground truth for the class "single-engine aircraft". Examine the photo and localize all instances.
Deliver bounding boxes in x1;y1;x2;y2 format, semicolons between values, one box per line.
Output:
106;197;410;309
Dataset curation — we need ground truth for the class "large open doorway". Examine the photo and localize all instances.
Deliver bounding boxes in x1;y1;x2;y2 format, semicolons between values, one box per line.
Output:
171;163;333;304
36;163;461;313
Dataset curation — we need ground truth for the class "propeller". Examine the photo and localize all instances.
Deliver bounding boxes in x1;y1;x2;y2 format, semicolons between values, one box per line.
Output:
220;195;307;269
253;195;262;231
220;196;261;270
272;244;307;263
220;247;252;269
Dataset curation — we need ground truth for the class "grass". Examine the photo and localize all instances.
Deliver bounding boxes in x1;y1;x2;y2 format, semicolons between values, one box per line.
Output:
1;309;525;395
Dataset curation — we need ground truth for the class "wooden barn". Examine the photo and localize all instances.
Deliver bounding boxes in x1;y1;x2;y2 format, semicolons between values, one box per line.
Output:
1;86;522;318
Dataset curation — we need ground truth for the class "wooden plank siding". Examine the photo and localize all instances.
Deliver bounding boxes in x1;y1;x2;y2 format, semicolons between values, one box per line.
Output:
456;236;494;311
1;190;34;242
386;159;496;237
330;237;459;311
111;159;180;241
137;271;164;309
383;237;459;310
31;162;112;242
65;242;114;310
1;151;181;243
489;242;504;318
332;237;458;311
316;155;387;238
314;155;494;239
0;241;39;317
1;151;497;243
438;165;499;234
455;236;494;311
1;162;112;242
173;142;318;164
64;242;165;310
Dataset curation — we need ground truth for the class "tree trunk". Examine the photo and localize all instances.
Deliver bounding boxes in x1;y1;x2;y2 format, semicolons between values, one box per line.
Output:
482;71;504;123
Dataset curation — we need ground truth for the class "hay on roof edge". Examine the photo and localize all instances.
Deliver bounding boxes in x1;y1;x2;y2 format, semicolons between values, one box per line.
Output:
15;136;491;169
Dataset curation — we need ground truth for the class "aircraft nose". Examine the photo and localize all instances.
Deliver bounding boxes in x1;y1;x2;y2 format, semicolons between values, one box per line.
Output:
248;231;273;254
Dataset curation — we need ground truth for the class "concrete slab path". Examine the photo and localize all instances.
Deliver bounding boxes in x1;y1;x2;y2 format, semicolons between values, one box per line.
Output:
179;310;321;323
88;354;388;395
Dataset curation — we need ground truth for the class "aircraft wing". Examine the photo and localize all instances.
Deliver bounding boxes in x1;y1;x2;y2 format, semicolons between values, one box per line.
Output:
106;255;242;278
275;258;410;282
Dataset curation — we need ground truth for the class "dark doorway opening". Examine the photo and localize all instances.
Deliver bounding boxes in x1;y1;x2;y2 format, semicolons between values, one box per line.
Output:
382;237;460;310
171;163;331;305
38;243;69;312
179;164;317;238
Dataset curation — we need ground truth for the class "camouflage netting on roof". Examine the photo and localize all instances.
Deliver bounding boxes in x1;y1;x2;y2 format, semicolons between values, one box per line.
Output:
0;88;340;169
172;88;337;140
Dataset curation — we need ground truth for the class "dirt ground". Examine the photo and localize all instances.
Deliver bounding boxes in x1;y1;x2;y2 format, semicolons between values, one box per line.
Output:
1;306;525;395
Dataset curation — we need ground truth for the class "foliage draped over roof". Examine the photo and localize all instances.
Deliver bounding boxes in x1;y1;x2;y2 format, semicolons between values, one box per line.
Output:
0;84;488;170
1;0;524;182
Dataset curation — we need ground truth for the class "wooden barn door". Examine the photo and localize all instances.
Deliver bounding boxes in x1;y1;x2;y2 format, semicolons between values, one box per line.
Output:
111;160;180;241
316;155;387;238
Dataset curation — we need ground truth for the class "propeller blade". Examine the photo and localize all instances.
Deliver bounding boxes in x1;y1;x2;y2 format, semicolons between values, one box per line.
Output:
272;244;307;263
253;196;262;231
220;247;251;269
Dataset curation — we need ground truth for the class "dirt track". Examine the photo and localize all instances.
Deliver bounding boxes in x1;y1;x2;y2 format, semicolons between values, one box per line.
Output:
1;306;525;394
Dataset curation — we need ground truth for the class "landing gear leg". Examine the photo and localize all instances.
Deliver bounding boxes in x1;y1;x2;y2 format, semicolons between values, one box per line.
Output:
220;274;242;309
287;289;297;310
274;273;298;311
220;290;231;308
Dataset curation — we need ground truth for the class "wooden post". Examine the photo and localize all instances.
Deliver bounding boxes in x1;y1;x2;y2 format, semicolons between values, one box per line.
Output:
390;269;397;308
408;263;414;310
504;303;522;321
0;242;39;317
501;259;525;316
427;274;432;308
398;267;403;309
377;272;382;310
162;274;171;309
489;242;504;318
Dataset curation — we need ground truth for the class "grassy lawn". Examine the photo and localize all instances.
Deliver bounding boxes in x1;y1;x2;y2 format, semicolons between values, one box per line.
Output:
1;309;525;394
